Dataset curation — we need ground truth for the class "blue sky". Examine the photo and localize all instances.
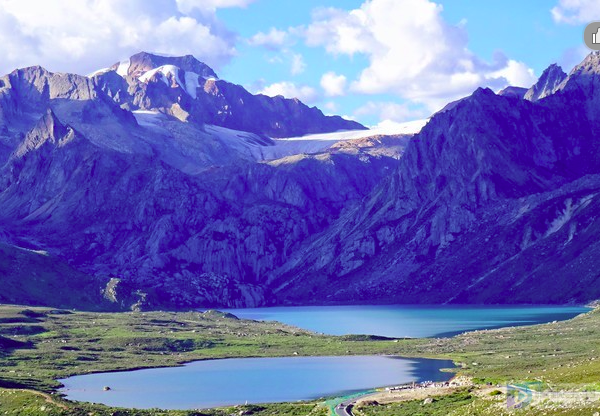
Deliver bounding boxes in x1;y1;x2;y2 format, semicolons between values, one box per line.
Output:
0;0;595;127
215;0;591;126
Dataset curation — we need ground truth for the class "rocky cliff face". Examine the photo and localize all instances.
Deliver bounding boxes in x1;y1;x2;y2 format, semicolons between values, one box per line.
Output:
498;86;528;99
1;132;397;308
273;52;600;305
524;63;567;101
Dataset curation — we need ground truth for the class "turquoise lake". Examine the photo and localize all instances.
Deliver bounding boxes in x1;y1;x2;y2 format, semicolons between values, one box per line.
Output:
224;304;590;338
59;356;454;410
59;305;589;409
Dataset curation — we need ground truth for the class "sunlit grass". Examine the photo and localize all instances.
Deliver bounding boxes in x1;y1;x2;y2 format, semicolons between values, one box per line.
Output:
1;305;599;415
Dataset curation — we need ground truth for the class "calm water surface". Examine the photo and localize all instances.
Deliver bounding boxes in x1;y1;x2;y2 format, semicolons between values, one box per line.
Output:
59;356;453;410
224;305;590;338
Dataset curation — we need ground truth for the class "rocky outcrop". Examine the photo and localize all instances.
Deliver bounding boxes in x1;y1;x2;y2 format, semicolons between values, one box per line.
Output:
524;63;567;101
327;134;411;159
117;52;218;79
498;86;527;99
12;109;75;158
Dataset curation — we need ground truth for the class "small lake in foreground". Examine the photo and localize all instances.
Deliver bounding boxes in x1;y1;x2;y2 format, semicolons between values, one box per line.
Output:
224;305;590;338
59;356;454;410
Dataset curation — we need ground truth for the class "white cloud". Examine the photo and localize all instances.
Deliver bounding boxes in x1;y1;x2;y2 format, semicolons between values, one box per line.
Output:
304;7;374;56
267;55;285;64
354;101;428;123
176;0;255;13
291;54;306;75
370;118;428;135
302;0;536;111
248;28;290;49
487;60;536;88
320;72;347;96
558;45;589;70
323;101;339;113
258;81;319;103
0;0;246;75
551;0;600;24
248;30;304;75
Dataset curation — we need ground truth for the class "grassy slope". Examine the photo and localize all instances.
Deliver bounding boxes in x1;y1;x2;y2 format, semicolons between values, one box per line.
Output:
417;308;600;385
1;305;599;415
0;243;112;310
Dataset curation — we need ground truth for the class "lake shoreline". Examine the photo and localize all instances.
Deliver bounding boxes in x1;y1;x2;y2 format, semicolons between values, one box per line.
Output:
223;304;591;338
58;355;457;410
50;304;588;391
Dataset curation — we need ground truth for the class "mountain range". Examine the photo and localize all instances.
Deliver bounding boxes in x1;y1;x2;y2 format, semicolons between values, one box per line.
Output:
1;51;600;310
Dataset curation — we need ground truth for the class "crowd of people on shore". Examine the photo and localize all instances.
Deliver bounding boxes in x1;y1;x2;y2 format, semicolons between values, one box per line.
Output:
385;379;465;392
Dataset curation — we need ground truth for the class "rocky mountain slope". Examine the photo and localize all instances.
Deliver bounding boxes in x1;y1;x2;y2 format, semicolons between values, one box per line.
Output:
273;52;600;305
524;63;567;101
0;241;117;310
4;51;600;310
0;52;401;309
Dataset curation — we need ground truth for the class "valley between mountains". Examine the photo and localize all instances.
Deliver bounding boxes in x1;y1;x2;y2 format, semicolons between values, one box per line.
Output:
2;51;600;310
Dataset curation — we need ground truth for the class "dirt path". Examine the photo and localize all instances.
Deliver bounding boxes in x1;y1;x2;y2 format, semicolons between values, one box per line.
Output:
14;389;69;410
357;386;460;406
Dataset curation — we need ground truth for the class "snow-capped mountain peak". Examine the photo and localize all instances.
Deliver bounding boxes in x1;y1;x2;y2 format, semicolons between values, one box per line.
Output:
136;64;218;99
116;51;218;79
87;51;365;137
139;64;182;84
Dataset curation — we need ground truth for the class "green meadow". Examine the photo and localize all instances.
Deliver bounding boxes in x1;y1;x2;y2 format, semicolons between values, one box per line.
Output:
1;305;599;415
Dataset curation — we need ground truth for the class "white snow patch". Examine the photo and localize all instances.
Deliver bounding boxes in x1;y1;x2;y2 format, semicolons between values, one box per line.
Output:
263;120;426;159
370;119;428;135
277;119;428;144
277;130;375;143
546;199;574;236
15;246;49;256
202;125;276;160
87;67;111;78
201;120;425;162
116;59;130;77
147;52;177;58
132;110;169;130
265;139;337;159
203;125;343;160
139;65;183;88
204;125;265;145
184;71;201;99
546;194;594;237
